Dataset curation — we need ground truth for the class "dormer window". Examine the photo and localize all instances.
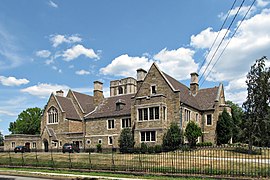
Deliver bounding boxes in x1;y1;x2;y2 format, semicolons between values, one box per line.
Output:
48;106;58;124
151;85;156;94
116;99;125;111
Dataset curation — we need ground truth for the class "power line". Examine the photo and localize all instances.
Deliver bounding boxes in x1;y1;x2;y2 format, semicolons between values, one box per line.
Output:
200;0;256;87
198;0;238;75
198;0;246;84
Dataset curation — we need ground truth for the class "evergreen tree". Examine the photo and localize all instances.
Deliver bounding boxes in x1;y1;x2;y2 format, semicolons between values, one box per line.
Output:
242;56;270;152
118;128;134;153
162;122;183;151
216;109;233;145
9;107;42;135
0;132;4;146
184;121;202;148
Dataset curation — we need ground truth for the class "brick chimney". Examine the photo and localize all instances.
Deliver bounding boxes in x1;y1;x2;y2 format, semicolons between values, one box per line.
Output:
56;90;64;97
190;72;199;96
93;81;104;106
136;68;147;89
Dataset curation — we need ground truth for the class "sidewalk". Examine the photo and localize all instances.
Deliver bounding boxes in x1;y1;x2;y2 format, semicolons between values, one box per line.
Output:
0;169;148;180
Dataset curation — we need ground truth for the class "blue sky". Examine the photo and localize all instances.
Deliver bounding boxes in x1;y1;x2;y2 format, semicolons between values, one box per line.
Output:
0;0;270;135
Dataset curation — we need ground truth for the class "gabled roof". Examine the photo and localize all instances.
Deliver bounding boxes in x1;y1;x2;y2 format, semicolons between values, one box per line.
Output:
55;95;81;120
163;73;220;110
85;94;134;119
71;90;95;114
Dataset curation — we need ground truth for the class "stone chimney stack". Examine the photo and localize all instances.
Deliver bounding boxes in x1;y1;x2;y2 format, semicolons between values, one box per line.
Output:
137;68;147;89
56;90;64;97
190;72;199;96
93;81;104;106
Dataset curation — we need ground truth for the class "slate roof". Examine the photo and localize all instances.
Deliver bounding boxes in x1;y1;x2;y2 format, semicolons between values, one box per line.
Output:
85;94;134;119
47;127;57;141
72;90;95;113
55;95;81;120
164;73;219;110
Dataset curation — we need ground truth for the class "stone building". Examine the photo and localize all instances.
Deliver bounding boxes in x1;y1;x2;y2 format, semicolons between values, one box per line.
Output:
4;63;230;151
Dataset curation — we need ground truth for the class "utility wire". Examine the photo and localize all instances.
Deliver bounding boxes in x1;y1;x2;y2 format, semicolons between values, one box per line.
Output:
200;0;256;87
198;0;238;75
198;0;246;84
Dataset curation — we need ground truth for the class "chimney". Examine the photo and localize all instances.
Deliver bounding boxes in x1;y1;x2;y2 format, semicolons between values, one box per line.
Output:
93;81;104;106
56;90;64;97
190;72;199;96
137;68;147;89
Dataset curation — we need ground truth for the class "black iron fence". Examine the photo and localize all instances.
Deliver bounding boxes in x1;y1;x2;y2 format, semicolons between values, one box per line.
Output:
0;145;270;178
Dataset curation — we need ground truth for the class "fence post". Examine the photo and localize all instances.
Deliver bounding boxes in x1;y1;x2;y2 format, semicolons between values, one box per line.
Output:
139;152;142;171
50;147;54;169
8;149;12;166
68;152;72;169
35;147;39;167
88;149;92;169
111;147;115;171
21;151;24;166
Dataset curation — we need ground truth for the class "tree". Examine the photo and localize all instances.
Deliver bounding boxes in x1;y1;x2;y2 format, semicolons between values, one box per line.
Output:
162;122;183;151
9;107;42;135
0;132;4;146
242;56;270;152
226;101;245;143
118;128;134;153
184;121;202;148
216;109;233;145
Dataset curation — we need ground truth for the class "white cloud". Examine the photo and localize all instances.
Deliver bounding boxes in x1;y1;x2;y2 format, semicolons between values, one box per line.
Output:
153;48;198;80
225;90;247;105
257;0;270;7
76;70;90;75
218;6;257;20
62;44;99;61
48;0;58;8
36;50;51;58
52;66;62;73
100;54;152;77
50;34;81;47
69;65;74;69
0;110;17;116
100;47;198;81
0;76;29;86
21;83;70;98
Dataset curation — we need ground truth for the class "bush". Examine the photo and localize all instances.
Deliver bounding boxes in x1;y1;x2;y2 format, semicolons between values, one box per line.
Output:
140;142;148;154
196;142;213;147
184;121;202;148
154;145;162;153
148;146;155;154
118;128;134;153
133;147;141;154
162;122;183;151
96;144;102;153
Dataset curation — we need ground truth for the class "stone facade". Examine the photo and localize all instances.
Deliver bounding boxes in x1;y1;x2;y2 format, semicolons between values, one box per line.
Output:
4;62;230;151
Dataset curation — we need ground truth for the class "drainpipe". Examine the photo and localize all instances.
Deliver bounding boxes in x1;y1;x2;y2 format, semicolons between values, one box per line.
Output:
180;103;183;130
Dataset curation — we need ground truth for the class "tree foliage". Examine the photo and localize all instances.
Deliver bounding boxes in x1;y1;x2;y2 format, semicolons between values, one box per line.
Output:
226;101;244;143
216;109;233;145
118;128;134;153
0;132;4;146
184;121;202;148
242;56;270;151
9;107;42;135
162;122;183;151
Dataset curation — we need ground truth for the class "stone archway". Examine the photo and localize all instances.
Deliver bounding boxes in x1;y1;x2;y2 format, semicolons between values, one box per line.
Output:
43;139;49;152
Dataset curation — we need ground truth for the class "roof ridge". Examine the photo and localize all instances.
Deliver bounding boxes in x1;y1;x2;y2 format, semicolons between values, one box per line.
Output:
71;90;93;97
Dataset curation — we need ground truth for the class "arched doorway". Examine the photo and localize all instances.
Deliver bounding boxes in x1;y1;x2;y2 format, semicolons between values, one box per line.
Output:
43;139;49;152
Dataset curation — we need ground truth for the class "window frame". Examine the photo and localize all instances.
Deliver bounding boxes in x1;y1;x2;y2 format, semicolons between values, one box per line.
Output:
151;84;157;94
140;131;156;142
47;106;59;124
206;114;212;126
137;106;160;122
121;118;131;128
107;119;115;129
108;136;113;145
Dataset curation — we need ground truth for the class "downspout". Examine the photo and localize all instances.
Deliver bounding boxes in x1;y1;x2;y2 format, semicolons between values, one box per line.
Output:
180;103;183;130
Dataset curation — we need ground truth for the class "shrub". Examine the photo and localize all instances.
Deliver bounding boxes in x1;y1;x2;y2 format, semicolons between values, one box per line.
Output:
148;146;155;154
162;122;183;151
196;142;213;147
118;128;134;153
184;121;202;148
154;145;163;153
96;144;102;153
216;109;233;145
140;142;148;154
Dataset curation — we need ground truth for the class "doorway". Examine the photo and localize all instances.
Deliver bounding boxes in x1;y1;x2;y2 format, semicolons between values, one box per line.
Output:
43;139;49;152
